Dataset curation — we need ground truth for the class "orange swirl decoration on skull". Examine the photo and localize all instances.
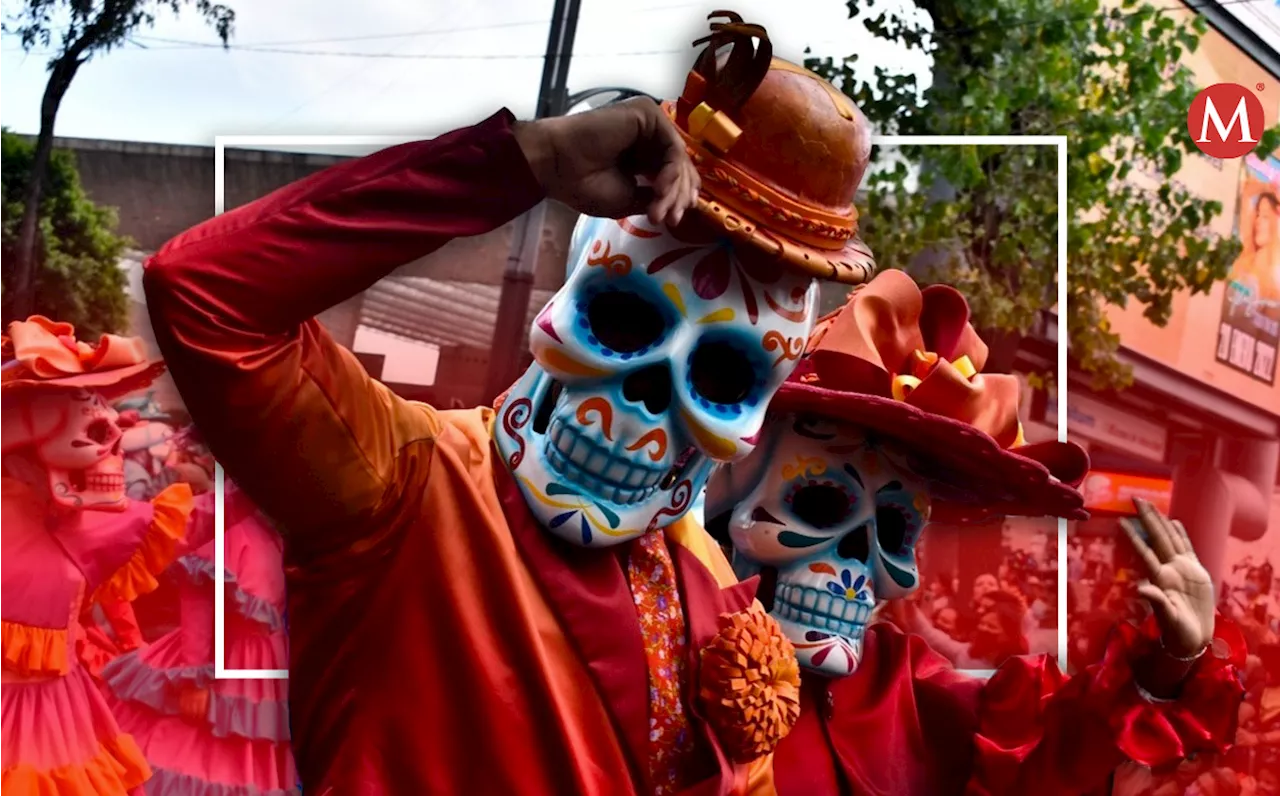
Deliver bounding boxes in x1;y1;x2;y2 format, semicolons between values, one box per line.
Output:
780;456;826;481
625;428;669;462
587;240;633;276
762;330;805;368
575;397;614;441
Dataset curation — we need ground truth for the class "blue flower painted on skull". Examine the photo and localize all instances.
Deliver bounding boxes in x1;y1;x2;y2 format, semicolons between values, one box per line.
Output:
825;569;869;602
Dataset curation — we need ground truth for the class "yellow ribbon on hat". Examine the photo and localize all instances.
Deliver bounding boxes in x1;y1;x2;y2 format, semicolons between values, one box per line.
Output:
889;350;974;402
687;102;743;155
888;349;1026;449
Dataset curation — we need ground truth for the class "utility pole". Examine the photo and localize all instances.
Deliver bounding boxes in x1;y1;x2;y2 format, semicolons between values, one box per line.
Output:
482;0;582;403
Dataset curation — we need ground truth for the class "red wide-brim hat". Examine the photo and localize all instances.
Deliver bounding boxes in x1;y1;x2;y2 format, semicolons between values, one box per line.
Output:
2;316;165;400
770;270;1089;525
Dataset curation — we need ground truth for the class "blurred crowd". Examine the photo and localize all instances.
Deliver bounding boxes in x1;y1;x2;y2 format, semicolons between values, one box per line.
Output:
887;526;1279;794
887;527;1063;671
86;391;217;648
77;394;1280;794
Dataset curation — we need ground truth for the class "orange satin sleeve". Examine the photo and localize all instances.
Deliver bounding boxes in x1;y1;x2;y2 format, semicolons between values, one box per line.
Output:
143;109;545;565
157;316;444;566
739;753;778;795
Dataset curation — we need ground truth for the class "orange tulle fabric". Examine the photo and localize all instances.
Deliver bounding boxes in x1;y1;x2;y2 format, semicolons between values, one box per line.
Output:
1;732;150;796
91;484;193;605
1;620;70;677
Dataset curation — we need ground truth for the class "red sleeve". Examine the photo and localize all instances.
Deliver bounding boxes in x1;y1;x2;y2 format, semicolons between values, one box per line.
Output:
179;575;216;667
99;598;144;651
966;615;1246;796
144;109;545;564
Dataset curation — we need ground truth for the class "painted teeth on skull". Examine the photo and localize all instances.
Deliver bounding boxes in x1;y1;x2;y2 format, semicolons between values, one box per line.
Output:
772;582;871;636
545;417;667;506
773;598;866;639
532;364;703;508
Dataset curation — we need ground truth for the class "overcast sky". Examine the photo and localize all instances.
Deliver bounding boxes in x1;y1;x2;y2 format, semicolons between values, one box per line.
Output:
0;0;931;147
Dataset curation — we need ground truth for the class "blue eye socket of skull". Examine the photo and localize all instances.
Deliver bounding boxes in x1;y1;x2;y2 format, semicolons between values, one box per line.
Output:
688;339;758;406
585;288;666;354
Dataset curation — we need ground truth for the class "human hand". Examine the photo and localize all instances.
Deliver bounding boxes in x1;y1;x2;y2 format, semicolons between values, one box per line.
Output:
1120;499;1215;659
514;98;700;226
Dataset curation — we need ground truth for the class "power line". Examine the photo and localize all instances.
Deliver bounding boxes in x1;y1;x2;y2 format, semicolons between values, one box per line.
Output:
257;7;462;130
136;19;549;48
3;44;684;59
124;0;1274;57
130;0;698;49
3;0;1264;58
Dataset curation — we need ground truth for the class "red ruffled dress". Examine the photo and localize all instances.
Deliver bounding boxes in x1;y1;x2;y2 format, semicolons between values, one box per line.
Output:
104;487;297;795
772;617;1246;795
1;479;193;795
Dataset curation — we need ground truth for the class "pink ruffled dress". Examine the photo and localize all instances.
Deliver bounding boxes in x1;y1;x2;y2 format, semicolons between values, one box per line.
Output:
104;486;298;795
1;478;194;795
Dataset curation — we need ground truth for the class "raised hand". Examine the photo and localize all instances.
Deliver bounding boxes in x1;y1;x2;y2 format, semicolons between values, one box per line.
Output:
514;98;700;227
1119;499;1215;659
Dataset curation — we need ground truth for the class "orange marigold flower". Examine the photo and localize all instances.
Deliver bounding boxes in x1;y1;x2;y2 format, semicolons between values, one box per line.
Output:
698;603;801;762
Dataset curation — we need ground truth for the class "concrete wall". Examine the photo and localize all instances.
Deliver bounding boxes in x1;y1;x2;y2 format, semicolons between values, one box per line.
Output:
28;135;348;251
33;134;578;294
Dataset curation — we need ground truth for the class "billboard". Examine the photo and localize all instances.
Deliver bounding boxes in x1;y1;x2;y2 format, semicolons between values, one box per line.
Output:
1103;18;1280;413
1216;154;1280;384
1081;471;1174;515
1219;0;1280;56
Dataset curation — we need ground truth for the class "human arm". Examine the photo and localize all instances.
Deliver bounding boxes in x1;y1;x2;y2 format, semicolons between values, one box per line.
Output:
99;598;145;651
960;502;1244;795
144;112;543;561
963;615;1243;795
1237;179;1268;257
1118;499;1217;697
144;102;697;563
899;599;971;664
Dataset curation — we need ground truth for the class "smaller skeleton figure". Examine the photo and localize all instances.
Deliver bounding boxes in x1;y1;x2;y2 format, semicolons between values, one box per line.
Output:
706;272;1245;795
1;316;194;795
104;480;299;796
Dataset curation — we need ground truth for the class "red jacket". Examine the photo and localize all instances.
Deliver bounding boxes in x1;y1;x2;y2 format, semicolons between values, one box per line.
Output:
772;620;1244;796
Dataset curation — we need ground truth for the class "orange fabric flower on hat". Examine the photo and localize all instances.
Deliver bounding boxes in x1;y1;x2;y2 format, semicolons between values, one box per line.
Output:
2;315;163;398
698;603;801;762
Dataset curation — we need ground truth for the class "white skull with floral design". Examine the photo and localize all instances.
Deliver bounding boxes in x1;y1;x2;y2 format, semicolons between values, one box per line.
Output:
1;388;128;511
495;213;818;546
706;414;931;676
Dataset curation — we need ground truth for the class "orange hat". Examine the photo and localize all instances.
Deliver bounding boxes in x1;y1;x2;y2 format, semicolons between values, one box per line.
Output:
1;316;164;400
666;12;875;286
770;270;1089;524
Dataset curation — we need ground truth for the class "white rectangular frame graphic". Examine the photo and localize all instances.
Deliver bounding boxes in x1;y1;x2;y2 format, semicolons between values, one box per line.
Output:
211;133;1069;680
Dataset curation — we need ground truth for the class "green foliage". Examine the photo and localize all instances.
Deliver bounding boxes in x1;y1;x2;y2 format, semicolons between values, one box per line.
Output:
3;0;234;56
1;130;130;337
808;0;1280;388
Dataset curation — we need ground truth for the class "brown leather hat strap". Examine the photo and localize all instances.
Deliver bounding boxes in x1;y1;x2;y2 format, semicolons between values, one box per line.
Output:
689;11;773;117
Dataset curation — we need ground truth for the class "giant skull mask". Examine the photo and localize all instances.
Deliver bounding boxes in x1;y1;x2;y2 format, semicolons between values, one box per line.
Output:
2;388;128;511
496;213;818;546
707;415;931;676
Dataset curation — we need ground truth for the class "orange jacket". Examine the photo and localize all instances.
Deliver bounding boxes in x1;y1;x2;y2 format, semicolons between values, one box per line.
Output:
144;110;773;795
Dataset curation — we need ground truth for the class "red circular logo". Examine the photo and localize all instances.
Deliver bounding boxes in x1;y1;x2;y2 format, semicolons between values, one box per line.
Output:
1187;83;1265;159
